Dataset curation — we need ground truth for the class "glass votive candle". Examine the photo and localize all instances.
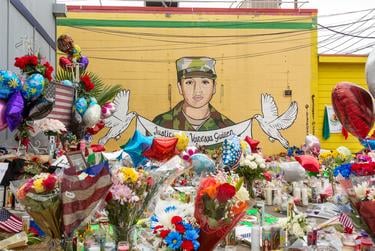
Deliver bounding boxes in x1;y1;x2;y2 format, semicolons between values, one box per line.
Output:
117;241;130;251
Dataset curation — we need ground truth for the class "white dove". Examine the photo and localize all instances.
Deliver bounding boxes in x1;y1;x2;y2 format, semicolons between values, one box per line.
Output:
99;90;136;145
253;93;298;148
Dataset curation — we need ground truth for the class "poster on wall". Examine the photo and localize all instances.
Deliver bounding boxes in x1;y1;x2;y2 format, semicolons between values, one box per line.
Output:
98;56;299;148
325;105;342;133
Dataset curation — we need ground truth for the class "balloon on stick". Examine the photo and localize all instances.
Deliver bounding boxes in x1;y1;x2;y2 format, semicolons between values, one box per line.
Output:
331;82;374;139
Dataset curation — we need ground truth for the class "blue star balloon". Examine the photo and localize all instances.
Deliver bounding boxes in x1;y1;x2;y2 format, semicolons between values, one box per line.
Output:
222;135;242;169
191;153;215;175
0;70;21;99
121;130;153;167
21;73;45;101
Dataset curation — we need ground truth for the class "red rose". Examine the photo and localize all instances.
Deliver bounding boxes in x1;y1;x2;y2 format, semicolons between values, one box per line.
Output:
105;191;113;202
42;175;57;191
216;183;236;203
28;55;38;66
14;57;26;69
171;216;182;225
181;240;194;251
146;176;154;186
80;74;95;92
175;223;185;234
43;62;54;81
263;171;272;182
159;229;170;239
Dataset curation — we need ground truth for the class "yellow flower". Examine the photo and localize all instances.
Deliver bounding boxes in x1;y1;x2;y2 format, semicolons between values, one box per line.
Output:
332;150;339;159
175;132;189;151
33;179;45;193
120;167;139;183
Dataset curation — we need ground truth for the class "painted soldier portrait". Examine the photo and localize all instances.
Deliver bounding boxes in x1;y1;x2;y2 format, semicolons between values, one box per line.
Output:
153;56;234;131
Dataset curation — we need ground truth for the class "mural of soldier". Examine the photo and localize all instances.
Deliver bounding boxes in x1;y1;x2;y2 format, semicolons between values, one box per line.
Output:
153;56;234;131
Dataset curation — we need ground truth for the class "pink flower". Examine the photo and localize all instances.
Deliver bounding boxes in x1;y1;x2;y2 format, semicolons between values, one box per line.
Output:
111;184;133;205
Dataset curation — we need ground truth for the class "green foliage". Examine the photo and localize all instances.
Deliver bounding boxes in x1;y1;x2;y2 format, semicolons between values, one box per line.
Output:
54;69;122;105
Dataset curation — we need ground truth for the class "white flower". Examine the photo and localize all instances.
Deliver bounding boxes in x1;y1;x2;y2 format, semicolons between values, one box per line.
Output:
293;223;305;238
354;182;369;200
244;159;251;166
235;186;250;201
367;187;375;201
249;161;258;170
248;155;255;161
259;163;266;169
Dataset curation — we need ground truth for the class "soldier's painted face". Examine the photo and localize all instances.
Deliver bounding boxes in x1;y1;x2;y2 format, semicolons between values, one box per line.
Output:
178;77;216;108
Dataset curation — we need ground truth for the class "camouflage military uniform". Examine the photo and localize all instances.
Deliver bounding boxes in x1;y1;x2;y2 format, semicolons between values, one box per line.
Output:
153;101;234;131
153;56;234;131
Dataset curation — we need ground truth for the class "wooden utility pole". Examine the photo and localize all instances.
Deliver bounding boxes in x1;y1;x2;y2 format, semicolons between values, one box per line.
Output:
294;0;298;8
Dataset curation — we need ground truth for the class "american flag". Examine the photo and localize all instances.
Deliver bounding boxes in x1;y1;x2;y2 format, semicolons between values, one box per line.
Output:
46;82;74;126
0;208;22;233
61;161;111;237
339;213;354;233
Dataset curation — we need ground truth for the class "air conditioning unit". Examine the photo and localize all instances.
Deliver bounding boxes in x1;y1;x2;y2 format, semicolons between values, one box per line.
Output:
145;0;178;7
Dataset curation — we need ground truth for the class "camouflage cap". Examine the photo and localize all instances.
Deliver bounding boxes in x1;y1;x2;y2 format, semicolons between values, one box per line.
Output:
176;57;217;80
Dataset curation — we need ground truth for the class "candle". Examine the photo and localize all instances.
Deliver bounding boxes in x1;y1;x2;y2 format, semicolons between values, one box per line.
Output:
76;241;84;251
251;225;260;251
266;186;272;206
117;241;130;251
88;246;100;251
301;187;308;206
293;187;301;200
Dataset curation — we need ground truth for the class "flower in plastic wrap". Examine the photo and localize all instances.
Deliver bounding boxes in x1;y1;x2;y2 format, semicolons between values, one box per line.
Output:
354;182;370;200
14;173;62;239
279;213;311;239
194;173;250;250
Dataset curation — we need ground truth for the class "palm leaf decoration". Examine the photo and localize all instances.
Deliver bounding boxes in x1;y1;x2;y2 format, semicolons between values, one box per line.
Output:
55;69;122;105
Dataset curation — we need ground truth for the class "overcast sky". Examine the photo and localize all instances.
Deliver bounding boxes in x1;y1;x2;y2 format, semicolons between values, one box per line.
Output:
58;0;375;54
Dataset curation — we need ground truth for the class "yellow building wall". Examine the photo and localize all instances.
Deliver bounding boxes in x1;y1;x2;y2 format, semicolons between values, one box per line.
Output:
316;55;368;152
57;7;317;154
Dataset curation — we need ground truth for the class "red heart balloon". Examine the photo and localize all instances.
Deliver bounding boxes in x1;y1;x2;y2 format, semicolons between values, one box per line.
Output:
295;155;320;173
59;56;72;70
244;136;260;152
332;82;374;139
143;137;178;161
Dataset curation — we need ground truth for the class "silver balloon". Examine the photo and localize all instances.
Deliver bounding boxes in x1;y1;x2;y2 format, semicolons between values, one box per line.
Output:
366;47;375;98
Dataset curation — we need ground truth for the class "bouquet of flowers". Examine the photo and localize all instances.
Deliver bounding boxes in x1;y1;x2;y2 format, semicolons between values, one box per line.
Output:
106;166;160;243
351;181;375;234
236;153;267;198
14;54;54;81
14;173;62;241
33;118;67;136
150;201;200;250
194;173;250;251
279;213;311;240
319;150;351;194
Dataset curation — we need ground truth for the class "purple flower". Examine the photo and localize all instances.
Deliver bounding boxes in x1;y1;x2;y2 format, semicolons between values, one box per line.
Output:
111;184;133;205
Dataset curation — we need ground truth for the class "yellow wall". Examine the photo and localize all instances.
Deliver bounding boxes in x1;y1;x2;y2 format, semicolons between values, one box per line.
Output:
316;55;367;152
57;8;317;154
